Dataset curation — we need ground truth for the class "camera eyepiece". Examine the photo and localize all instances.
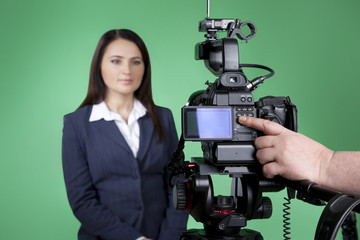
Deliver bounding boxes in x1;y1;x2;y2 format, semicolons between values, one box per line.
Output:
220;73;247;88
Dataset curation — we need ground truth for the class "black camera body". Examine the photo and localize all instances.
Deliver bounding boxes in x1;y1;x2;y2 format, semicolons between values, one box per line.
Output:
182;34;297;167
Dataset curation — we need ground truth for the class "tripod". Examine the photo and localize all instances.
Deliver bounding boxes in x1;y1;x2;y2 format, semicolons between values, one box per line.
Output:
174;158;280;240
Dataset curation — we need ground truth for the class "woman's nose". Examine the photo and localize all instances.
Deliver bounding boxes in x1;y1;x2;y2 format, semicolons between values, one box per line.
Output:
121;61;131;75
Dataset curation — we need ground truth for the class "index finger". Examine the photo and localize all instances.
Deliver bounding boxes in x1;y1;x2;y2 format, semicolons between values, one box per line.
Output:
238;116;286;135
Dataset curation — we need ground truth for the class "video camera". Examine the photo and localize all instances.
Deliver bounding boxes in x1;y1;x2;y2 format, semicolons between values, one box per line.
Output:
168;1;360;240
170;11;297;240
182;23;297;167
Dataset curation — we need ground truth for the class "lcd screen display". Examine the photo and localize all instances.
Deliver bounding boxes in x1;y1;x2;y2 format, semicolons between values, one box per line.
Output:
183;107;233;140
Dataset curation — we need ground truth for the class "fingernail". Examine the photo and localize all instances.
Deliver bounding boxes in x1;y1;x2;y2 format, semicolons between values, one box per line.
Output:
239;116;247;123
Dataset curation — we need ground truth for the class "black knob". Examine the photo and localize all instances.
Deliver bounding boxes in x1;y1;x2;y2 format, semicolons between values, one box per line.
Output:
173;183;187;210
214;196;234;210
252;196;273;219
261;197;272;219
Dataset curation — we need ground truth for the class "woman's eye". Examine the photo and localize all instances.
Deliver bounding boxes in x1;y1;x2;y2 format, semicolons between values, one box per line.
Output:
132;60;142;65
111;59;120;64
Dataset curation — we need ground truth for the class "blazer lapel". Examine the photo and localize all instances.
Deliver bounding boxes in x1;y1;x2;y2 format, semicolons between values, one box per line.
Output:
91;119;133;155
137;114;154;161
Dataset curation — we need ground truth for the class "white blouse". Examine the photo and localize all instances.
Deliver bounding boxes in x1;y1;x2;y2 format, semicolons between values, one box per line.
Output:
89;99;147;157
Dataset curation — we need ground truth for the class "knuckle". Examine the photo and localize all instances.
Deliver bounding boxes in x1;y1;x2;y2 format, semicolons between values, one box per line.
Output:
262;119;273;131
263;164;276;178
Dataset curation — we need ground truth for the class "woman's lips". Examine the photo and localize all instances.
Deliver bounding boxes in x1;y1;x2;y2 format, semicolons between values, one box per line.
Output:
119;79;132;84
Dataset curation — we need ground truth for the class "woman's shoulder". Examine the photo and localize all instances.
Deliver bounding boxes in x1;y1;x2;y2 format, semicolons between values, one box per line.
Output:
155;105;173;118
63;105;92;123
156;105;172;114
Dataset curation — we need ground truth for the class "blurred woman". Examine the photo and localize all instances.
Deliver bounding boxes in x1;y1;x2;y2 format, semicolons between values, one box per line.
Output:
62;29;187;240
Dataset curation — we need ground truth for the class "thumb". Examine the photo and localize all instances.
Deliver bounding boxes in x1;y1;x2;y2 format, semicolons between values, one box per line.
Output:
238;116;286;135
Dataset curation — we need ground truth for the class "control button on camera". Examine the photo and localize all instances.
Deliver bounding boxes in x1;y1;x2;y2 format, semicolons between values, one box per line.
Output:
247;97;253;102
241;97;246;102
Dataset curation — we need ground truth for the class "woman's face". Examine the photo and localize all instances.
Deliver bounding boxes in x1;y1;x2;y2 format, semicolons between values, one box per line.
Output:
101;38;145;99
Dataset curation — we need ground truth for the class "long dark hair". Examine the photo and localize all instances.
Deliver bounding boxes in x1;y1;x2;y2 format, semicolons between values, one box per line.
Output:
79;29;165;140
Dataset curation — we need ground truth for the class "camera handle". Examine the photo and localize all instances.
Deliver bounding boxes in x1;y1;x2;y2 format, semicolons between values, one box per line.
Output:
228;21;257;41
316;194;360;240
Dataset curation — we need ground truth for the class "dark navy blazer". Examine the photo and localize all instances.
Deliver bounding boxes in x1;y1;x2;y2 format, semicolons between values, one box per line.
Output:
62;105;188;240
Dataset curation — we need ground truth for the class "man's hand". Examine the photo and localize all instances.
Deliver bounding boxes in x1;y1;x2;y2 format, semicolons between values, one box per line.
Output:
238;116;334;183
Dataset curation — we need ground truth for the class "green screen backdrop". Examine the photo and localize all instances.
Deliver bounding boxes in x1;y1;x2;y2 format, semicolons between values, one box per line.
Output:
1;0;359;239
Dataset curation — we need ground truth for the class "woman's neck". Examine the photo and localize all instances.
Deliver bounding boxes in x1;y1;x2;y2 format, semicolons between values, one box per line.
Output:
104;94;134;124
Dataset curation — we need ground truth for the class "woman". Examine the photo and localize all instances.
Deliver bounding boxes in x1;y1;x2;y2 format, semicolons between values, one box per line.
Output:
62;29;188;240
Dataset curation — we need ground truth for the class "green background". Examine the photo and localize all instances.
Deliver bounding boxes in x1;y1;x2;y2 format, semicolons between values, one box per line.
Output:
1;0;359;239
